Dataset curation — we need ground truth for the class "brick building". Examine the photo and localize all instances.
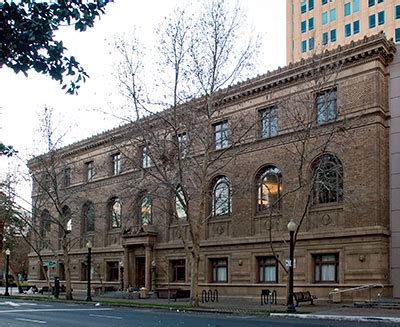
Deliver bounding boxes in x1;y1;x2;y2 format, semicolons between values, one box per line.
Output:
28;34;396;300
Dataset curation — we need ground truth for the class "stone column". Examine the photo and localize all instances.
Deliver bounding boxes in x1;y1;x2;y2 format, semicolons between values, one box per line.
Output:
145;244;152;290
123;247;129;290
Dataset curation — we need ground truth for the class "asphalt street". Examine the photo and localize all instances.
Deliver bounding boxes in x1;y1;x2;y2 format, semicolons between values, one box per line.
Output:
0;299;395;326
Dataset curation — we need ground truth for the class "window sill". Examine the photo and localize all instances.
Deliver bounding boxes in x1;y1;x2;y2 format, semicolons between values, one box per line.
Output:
209;216;232;222
310;203;343;212
255;211;282;218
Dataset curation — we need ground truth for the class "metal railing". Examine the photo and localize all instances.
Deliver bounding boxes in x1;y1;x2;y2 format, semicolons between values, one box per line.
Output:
328;284;384;301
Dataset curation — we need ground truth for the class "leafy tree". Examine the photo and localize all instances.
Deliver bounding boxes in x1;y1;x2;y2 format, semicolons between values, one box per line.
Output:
0;0;110;94
0;143;17;157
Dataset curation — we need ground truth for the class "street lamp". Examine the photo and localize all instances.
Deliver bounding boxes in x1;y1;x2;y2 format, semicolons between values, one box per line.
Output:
287;219;297;313
4;249;10;296
86;241;92;302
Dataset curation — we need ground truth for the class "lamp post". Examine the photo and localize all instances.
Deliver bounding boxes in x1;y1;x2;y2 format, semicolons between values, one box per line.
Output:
287;219;297;313
86;241;92;302
4;249;10;296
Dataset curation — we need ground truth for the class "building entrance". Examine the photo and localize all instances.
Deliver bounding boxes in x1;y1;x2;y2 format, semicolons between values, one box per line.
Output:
135;257;146;288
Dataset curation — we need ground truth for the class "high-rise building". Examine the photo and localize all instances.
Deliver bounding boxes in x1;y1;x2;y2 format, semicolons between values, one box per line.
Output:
287;0;400;63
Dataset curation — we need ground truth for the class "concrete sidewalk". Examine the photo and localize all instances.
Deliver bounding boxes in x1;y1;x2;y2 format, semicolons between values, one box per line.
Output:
1;288;400;324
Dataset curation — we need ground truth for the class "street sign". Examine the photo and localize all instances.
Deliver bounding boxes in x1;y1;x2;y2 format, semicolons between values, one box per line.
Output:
285;259;296;268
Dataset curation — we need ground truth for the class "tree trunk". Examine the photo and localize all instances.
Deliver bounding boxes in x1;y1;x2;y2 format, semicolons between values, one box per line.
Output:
62;237;73;300
190;245;200;307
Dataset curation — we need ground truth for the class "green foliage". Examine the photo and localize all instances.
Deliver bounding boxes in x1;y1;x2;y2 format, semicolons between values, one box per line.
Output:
0;0;110;94
0;142;17;157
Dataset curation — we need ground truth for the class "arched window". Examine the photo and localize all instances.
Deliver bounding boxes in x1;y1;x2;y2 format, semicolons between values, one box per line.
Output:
140;196;152;225
312;154;343;205
175;186;187;220
83;202;95;233
257;166;282;211
40;209;51;237
110;198;122;228
212;176;231;217
62;206;72;232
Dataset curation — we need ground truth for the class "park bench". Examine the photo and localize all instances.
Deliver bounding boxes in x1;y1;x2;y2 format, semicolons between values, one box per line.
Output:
293;291;317;306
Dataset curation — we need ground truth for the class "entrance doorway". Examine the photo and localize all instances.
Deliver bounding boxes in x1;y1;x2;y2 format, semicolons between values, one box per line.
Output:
135;257;146;288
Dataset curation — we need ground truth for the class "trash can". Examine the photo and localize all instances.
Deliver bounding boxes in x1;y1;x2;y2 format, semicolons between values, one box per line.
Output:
332;288;341;303
53;277;60;299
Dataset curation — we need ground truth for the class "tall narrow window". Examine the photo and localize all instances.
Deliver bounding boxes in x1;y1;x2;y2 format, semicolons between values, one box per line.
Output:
213;121;229;150
83;203;95;233
142;145;152;168
329;8;336;22
344;2;351;16
308;0;314;10
106;262;119;282
260;106;278;139
322;11;328;25
344;23;351;37
396;28;400;43
378;11;385;25
258;257;278;283
300;1;307;13
396;5;400;19
369;14;376;28
353;20;360;34
212;176;231;217
62;206;72;233
330;29;336;42
177;132;188;158
368;0;375;7
301;20;306;33
110;198;122;228
41;209;51;238
211;259;228;283
314;254;339;283
312;154;343;205
63;168;71;187
316;88;337;124
140;195;152;225
301;40;307;52
308;17;314;30
353;0;359;13
85;161;94;182
112;153;121;175
257;166;282;212
322;32;328;46
309;37;314;51
175;186;187;220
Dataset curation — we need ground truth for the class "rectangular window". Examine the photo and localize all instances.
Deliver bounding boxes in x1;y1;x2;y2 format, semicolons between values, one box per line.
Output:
259;106;278;138
396;28;400;43
395;5;400;19
301;20;307;33
63;168;71;187
301;0;307;14
171;259;186;282
106;261;119;282
177;132;188;157
309;37;315;50
378;11;385;25
330;8;336;22
368;0;375;7
377;0;383;3
322;0;328;5
41;172;50;191
353;20;360;34
309;0;314;10
258;257;278;283
81;262;87;281
330;29;336;42
85;161;94;182
142;145;152;168
213;121;229;150
353;0;359;13
344;2;351;16
369;14;376;28
211;259;228;283
301;40;307;53
316;89;337;124
322;32;328;46
309;17;314;31
322;11;328;25
314;254;339;283
112;153;121;175
344;23;351;37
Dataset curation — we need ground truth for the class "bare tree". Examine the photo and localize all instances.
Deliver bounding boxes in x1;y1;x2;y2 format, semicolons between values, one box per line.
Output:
113;0;260;307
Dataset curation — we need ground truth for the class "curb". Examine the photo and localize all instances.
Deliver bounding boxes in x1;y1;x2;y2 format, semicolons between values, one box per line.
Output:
271;313;400;323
